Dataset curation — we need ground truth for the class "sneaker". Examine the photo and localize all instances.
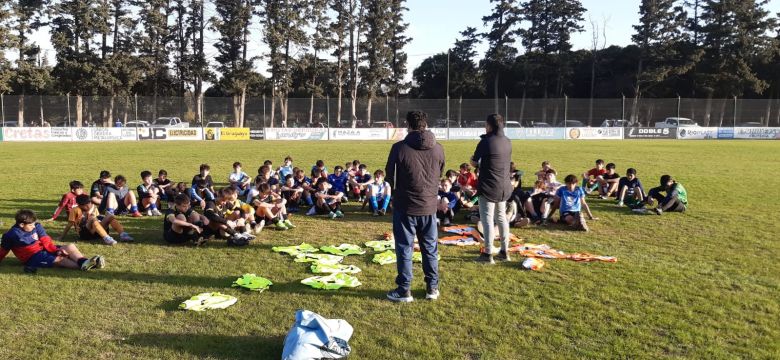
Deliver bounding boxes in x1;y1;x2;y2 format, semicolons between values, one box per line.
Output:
578;214;589;232
342;197;349;203
102;236;117;246
328;212;337;219
192;235;208;247
146;210;154;216
242;232;257;241
653;208;663;215
130;212;143;218
92;255;106;269
80;257;93;271
495;250;511;262
617;201;624;207
378;209;386;216
632;208;648;214
599;195;608;200
335;210;345;218
254;220;265;234
306;207;317;216
273;221;289;231
541;218;549;226
119;232;134;242
373;210;380;216
476;253;495;264
386;289;414;303
152;209;163;216
425;288;440;301
283;219;296;229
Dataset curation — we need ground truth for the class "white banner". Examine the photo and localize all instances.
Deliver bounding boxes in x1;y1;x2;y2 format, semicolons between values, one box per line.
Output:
264;128;328;140
2;127;75;141
734;127;780;139
566;127;623;140
328;128;387;140
447;128;483;140
72;127;137;141
165;128;202;141
677;127;718;139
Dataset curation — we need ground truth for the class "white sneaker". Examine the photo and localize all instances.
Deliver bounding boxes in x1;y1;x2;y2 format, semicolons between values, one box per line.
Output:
254;220;265;234
119;232;134;242
146;210;153;216
152;209;163;216
103;236;117;246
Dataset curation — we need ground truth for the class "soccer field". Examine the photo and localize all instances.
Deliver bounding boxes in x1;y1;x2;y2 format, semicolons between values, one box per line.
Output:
0;140;778;359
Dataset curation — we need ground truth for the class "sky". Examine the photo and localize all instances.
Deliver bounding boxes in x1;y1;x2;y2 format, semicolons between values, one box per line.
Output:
14;0;780;83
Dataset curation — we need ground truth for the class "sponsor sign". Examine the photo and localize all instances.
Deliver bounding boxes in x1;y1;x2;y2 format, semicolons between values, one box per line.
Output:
3;127;56;141
389;128;407;141
73;127;137;141
0;128;3;141
328;128;387;140
264;128;328;140
429;128;449;140
677;127;718;140
249;128;265;140
505;128;566;140
717;128;734;139
166;128;202;140
447;128;483;140
566;127;623;140
204;127;219;141
624;127;676;139
734;127;780;139
219;127;250;140
138;127;168;140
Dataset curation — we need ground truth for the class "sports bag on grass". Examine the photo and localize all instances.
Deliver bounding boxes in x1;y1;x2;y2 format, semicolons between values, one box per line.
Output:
282;310;353;360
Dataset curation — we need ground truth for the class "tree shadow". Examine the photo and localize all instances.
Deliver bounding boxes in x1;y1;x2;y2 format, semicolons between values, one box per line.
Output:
123;332;285;360
0;267;233;289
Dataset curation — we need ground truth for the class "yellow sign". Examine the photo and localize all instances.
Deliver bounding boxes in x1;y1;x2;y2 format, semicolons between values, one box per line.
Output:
219;127;250;140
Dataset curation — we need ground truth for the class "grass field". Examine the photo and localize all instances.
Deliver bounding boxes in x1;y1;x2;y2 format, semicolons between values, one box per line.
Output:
0;139;778;360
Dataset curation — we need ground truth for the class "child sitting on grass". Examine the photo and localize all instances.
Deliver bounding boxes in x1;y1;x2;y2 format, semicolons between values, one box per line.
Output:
101;175;142;217
437;179;459;226
645;175;688;215
49;180;84;221
600;163;621;199
368;170;392;216
252;183;295;231
164;194;210;246
153;169;175;203
617;168;645;208
137;171;163;216
582;159;607;195
228;162;252;197
62;194;134;245
555;174;597;231
308;178;344;219
1;209;105;271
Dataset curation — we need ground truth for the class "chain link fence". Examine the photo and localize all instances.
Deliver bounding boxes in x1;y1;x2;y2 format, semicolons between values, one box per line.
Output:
1;95;779;128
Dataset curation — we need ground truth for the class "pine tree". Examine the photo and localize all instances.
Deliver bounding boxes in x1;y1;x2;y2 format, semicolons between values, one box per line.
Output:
481;0;520;111
307;0;331;124
10;0;50;126
386;0;410;125
451;27;483;99
185;0;211;124
360;0;393;124
134;0;172;121
212;0;253;127
0;1;12;94
330;0;352;125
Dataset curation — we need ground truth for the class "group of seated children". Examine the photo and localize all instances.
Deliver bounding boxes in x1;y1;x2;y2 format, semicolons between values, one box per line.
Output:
509;159;688;230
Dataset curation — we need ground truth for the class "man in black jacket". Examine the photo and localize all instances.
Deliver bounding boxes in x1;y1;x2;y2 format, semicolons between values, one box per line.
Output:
384;111;445;302
471;114;513;264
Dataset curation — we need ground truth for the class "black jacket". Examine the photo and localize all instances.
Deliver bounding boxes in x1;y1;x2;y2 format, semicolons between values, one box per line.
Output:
385;130;445;216
472;130;513;202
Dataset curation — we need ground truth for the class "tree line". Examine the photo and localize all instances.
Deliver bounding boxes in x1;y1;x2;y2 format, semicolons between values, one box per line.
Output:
1;0;779;127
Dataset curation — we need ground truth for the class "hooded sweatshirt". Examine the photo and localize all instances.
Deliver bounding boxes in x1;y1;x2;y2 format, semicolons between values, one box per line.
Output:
471;129;513;203
385;130;445;216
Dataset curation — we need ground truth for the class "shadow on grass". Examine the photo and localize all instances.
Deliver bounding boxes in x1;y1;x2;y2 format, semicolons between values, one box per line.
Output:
124;332;285;360
0;267;233;289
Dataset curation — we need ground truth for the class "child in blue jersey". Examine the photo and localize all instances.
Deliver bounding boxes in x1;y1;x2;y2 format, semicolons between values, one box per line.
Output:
349;164;372;201
327;166;350;202
368;170;392;216
1;209;105;271
292;168;316;207
554;174;597;231
437;178;459;226
190;179;215;209
308;178;344;218
102;175;142;217
137;171;163;216
229;162;252;197
617;168;645;208
311;160;328;179
278;156;294;180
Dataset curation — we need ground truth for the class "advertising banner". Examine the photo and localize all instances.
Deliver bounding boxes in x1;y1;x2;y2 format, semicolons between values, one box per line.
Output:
734;127;780;139
429;128;449;140
717;128;734;139
505;128;566;140
264;128;328;140
447;128;483;140
389;128;407;141
138;127;168;140
165;128;202;141
624;127;676;139
72;127;137;141
677;127;718;139
566;127;623;140
3;127;56;141
219;127;250;140
328;128;387;140
204;127;219;141
249;128;265;140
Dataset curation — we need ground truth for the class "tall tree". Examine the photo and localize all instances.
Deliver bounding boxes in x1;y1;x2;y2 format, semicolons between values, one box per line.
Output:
134;0;172;121
330;0;352;125
0;1;12;94
185;0;210;124
450;27;483;99
481;0;520;112
386;0;410;125
212;0;253;127
360;0;393;123
306;0;331;124
10;0;50;126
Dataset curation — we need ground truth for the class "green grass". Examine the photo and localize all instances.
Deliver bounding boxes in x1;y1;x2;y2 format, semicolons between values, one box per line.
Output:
0;140;778;359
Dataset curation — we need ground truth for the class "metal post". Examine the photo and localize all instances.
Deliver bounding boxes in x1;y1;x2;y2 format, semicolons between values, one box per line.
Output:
200;95;205;128
733;95;738;127
505;95;508;121
446;50;450;123
263;95;267;128
1;93;5;126
564;95;568;124
621;95;625;121
66;94;71;127
326;95;330;128
134;94;138;121
677;95;681;120
385;94;389;123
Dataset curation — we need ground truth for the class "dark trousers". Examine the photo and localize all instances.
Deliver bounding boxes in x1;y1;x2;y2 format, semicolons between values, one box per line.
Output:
647;186;686;212
393;210;439;293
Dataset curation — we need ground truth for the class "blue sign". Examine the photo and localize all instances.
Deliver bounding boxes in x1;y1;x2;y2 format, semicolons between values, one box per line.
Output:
717;128;734;139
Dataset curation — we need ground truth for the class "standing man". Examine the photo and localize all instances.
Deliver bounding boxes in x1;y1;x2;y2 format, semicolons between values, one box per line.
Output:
385;111;445;302
472;114;513;264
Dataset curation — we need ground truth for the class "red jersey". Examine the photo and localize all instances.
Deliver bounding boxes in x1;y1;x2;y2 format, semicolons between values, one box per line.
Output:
586;168;607;179
458;172;477;188
51;192;78;220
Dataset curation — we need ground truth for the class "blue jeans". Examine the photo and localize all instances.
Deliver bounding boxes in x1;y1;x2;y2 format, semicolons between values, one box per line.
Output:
393;210;439;293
